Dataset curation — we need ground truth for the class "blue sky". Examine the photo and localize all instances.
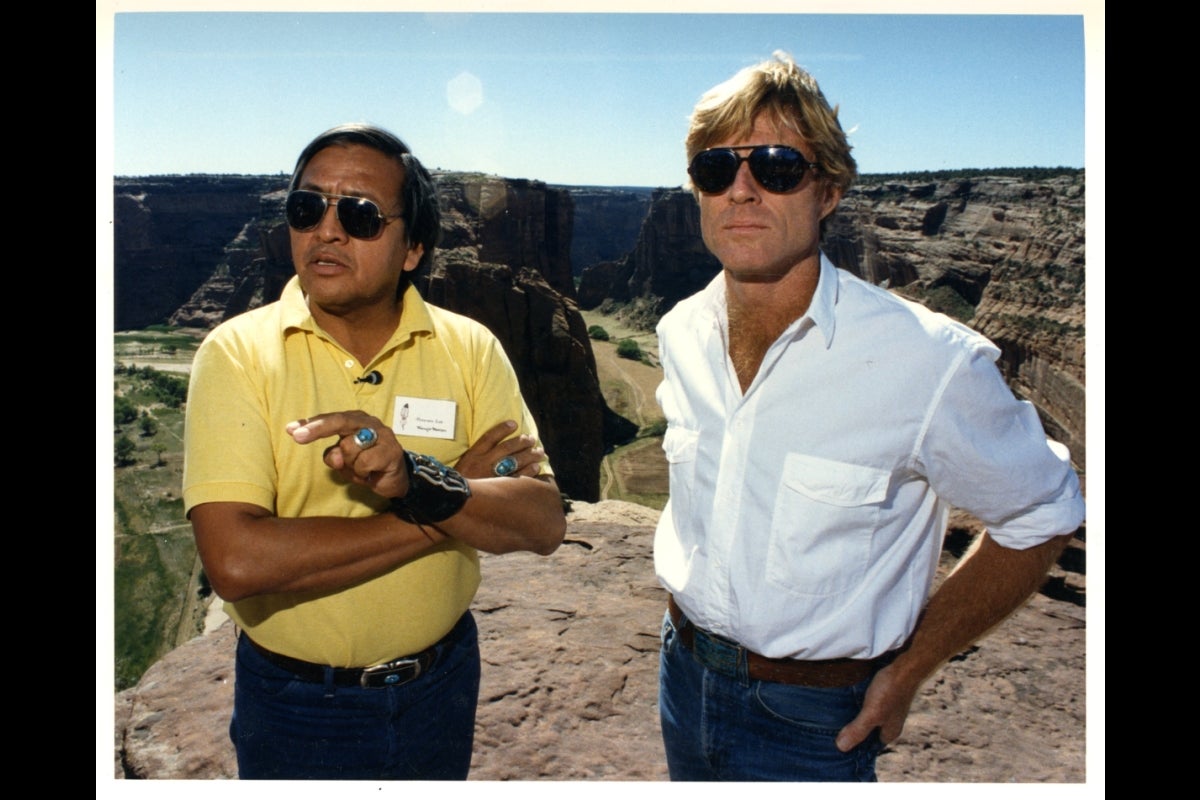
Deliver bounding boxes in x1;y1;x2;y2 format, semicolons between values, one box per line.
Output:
102;2;1101;188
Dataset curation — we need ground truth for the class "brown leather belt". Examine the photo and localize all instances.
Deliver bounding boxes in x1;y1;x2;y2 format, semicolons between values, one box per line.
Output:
668;595;881;688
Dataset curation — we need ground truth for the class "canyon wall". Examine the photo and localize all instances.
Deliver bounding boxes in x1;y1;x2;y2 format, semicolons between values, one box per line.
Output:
111;169;1087;491
112;173;603;502
578;171;1087;465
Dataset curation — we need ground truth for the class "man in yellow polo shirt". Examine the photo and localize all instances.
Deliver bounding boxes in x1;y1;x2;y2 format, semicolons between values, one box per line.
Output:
183;123;566;780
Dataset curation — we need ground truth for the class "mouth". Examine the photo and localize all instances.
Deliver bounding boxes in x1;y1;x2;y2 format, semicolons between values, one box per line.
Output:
307;250;350;274
722;211;770;228
723;220;769;232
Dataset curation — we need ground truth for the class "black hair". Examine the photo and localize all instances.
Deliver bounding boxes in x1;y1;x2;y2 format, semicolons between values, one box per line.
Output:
289;123;441;280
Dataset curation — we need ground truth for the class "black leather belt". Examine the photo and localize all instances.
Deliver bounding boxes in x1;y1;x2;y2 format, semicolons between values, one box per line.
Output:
243;635;438;689
668;595;884;688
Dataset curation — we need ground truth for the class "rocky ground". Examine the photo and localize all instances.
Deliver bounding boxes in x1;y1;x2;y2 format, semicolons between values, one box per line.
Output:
113;500;1089;785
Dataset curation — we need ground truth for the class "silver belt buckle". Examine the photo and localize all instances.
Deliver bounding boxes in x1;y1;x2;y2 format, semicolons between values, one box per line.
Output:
361;656;422;688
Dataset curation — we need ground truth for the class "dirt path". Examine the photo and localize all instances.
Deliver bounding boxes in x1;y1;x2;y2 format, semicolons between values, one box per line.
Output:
586;327;667;504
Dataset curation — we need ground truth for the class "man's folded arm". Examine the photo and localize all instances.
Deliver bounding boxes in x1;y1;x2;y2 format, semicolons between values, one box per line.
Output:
191;472;564;603
189;501;448;602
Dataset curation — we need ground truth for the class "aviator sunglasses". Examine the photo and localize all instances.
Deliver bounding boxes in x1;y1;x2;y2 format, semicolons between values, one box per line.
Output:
688;145;817;194
285;189;403;240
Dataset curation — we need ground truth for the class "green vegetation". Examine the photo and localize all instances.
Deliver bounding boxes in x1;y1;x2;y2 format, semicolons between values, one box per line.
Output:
115;435;137;466
114;395;138;427
639;419;668;438
895;284;976;324
983;258;1086;309
114;531;203;690
114;328;203;381
587;324;610;341
997;313;1085;337
139;411;159;438
116;364;188;408
115;329;200;353
616;338;643;361
113;356;201;691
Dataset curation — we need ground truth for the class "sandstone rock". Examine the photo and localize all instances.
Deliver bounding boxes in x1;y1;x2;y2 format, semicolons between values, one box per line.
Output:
576;188;721;330
113;175;284;330
560;186;654;278
113;500;1086;783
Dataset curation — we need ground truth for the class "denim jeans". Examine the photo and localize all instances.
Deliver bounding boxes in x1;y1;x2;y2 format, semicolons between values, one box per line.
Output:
658;610;882;781
232;611;480;780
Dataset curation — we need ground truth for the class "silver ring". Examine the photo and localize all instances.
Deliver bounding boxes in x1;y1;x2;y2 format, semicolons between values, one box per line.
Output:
353;427;378;449
493;455;518;477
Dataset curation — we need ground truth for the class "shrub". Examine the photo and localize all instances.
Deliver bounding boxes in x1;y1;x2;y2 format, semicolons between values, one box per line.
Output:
588;325;610;341
139;411;159;438
115;435;137;466
114;395;138;426
616;339;642;360
148;369;189;408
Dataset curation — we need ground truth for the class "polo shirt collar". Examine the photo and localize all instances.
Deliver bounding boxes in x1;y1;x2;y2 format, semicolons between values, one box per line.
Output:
278;275;436;351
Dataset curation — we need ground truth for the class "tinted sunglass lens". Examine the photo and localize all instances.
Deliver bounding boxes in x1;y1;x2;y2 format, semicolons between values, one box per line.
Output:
749;147;806;193
336;197;383;239
689;150;739;193
286;191;327;230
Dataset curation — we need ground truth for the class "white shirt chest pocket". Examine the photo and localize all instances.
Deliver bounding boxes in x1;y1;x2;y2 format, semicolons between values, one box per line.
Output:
767;453;891;599
661;426;700;537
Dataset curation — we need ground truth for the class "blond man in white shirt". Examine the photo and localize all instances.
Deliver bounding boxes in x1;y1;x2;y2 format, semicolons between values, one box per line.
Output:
654;52;1084;782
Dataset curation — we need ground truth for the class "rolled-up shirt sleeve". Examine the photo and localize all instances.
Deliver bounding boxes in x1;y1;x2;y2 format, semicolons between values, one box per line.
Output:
916;342;1085;549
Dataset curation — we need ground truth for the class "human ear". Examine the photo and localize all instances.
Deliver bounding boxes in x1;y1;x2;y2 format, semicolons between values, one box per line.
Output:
819;182;843;220
401;242;425;273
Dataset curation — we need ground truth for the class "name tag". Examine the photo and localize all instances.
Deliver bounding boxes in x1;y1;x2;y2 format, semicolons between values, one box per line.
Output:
393;397;456;440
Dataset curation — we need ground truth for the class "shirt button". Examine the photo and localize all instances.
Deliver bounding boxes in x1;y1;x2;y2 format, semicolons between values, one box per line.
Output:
344;359;354;368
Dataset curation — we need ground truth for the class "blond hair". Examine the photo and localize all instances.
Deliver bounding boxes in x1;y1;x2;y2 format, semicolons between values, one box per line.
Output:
686;51;856;194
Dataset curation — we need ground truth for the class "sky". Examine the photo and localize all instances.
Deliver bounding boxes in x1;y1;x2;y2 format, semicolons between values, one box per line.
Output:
101;1;1101;188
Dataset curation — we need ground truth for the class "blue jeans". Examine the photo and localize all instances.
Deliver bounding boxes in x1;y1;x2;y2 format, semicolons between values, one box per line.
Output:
658;610;883;781
232;612;480;780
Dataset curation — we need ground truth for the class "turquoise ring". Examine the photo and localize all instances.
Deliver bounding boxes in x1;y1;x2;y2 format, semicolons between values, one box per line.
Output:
493;456;518;477
353;427;378;449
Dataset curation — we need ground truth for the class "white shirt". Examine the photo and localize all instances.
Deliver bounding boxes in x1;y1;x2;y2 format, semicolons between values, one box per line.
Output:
654;254;1084;660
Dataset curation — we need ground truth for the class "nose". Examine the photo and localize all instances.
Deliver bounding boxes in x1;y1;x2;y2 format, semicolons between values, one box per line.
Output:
728;160;761;203
314;199;348;241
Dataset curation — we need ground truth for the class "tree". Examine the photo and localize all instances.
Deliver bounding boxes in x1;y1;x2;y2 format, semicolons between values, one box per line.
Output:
114;395;138;427
588;325;610;341
115;435;137;467
139;411;159;438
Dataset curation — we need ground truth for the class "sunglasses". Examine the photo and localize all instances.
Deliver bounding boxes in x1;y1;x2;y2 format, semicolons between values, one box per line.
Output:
285;189;402;240
688;145;817;194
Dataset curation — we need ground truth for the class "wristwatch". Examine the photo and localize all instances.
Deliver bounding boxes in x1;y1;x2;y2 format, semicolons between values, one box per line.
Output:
390;451;472;524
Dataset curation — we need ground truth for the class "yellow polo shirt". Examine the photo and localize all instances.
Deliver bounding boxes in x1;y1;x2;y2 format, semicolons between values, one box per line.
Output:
183;276;549;666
